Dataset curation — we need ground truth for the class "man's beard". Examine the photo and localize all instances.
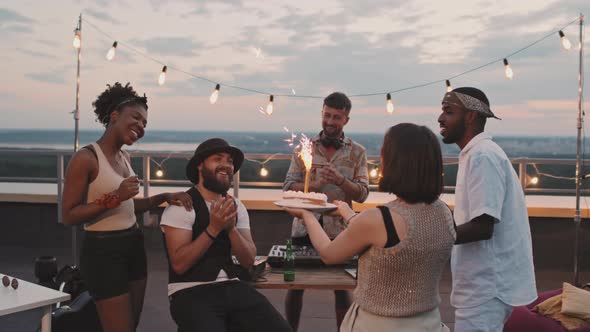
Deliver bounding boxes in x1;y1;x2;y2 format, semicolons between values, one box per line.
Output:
442;119;466;144
322;123;343;138
201;166;231;194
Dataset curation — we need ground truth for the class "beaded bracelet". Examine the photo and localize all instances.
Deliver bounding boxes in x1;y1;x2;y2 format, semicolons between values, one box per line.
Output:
94;191;121;209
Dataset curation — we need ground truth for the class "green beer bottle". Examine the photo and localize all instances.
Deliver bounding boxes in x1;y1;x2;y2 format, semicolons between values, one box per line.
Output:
283;239;295;281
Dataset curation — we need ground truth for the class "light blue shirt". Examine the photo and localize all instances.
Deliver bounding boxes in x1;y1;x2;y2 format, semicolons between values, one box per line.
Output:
451;133;537;308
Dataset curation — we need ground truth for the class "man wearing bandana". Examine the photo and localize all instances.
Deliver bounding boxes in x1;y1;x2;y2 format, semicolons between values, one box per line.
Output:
438;87;537;331
283;92;370;331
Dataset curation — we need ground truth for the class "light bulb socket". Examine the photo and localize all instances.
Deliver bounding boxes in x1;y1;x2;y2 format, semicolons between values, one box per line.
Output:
386;93;392;101
112;41;118;48
446;80;451;87
162;65;167;73
269;95;274;102
503;58;509;66
559;30;565;38
215;83;220;91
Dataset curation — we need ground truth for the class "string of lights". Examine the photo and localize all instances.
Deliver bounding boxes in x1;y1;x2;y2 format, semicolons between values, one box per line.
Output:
150;152;175;178
77;15;580;114
75;14;585;184
244;153;283;177
528;163;580;187
137;152;589;183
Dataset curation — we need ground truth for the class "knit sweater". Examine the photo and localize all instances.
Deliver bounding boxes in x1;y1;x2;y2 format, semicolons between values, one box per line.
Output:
354;199;456;316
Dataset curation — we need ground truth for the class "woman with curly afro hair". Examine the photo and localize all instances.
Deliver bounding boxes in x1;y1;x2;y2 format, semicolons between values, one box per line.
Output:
61;82;193;332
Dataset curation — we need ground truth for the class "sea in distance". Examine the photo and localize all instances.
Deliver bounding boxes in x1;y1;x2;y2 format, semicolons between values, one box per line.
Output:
0;129;582;157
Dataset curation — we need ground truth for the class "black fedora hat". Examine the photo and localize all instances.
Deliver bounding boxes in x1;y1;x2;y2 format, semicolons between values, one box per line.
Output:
186;138;244;184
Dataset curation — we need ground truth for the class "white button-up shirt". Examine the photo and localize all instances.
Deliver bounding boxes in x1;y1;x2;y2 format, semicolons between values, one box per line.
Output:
451;133;537;308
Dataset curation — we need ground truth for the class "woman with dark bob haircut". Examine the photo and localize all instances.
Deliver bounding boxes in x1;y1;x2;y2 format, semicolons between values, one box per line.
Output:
62;82;193;332
285;123;456;331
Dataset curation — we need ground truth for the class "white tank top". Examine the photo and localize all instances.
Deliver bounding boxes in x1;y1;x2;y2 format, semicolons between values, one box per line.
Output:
84;143;136;231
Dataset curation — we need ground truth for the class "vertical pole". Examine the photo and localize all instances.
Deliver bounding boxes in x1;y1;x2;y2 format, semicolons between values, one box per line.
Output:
71;13;82;265
519;159;528;192
74;14;81;152
57;154;64;223
143;155;151;225
574;13;584;286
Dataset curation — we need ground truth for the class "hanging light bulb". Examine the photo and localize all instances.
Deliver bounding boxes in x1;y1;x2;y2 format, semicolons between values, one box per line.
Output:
446;80;452;92
530;176;539;185
106;41;118;61
155;166;164;178
210;84;220;104
266;95;274;115
73;29;81;49
369;167;379;178
558;30;572;50
386;93;394;114
158;66;167;86
503;58;513;80
259;165;269;177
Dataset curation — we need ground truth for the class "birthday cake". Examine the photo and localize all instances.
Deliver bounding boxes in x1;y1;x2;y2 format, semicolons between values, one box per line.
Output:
282;190;328;206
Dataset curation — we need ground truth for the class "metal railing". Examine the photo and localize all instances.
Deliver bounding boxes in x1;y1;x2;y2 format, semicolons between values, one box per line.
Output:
2;149;588;265
1;149;589;220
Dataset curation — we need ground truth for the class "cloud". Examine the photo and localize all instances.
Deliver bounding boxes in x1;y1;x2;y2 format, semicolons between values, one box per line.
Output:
130;37;201;56
0;91;17;100
345;0;562;64
0;8;33;34
25;68;68;84
0;8;33;24
36;39;57;47
16;48;58;59
1;24;32;33
85;8;122;25
93;0;117;8
1;0;589;135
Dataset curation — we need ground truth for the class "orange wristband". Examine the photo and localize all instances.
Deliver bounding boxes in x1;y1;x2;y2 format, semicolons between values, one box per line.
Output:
94;191;121;209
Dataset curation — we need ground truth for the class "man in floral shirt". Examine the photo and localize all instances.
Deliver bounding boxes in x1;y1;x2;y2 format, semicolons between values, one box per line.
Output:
283;92;369;331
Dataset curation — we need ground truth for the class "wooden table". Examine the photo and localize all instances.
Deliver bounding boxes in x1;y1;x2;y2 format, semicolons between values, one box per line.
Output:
254;266;357;290
0;273;70;332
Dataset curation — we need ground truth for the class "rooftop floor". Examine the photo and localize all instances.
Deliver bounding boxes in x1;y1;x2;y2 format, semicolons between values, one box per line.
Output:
0;187;589;331
1;241;589;332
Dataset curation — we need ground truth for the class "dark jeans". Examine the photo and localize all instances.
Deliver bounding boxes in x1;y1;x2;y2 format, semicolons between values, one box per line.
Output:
170;280;292;332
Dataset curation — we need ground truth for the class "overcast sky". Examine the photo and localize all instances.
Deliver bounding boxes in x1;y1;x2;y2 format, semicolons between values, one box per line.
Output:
1;0;590;135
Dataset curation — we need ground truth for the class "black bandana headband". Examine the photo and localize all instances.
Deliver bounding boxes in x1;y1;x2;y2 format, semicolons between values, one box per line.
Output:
444;91;501;120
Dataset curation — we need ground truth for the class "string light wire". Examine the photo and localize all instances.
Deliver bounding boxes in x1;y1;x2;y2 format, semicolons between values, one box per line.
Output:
80;16;580;99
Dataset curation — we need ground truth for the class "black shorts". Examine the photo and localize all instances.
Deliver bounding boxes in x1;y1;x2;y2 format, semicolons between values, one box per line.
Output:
80;225;147;301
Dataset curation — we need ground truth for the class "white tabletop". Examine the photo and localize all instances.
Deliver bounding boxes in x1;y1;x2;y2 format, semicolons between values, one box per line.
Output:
0;273;70;316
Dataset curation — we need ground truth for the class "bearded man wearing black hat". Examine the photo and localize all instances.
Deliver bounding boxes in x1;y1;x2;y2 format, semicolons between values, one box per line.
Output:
438;88;537;331
283;92;369;331
160;138;292;332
